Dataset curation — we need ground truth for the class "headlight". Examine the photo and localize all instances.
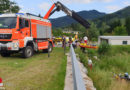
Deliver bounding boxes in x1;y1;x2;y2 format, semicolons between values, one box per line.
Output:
13;42;18;48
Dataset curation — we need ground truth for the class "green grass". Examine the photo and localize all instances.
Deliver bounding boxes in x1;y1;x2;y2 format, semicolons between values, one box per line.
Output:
77;46;130;90
0;47;67;90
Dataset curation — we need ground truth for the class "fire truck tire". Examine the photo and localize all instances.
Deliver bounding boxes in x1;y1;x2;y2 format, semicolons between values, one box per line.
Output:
1;53;11;57
22;46;34;58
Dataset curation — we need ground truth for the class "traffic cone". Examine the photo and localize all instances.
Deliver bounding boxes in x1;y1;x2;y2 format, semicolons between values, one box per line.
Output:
0;78;3;86
90;64;93;70
88;59;93;70
0;77;5;90
0;77;4;87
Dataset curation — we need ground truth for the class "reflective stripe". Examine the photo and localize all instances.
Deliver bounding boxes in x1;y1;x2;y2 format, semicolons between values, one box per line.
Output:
0;83;3;87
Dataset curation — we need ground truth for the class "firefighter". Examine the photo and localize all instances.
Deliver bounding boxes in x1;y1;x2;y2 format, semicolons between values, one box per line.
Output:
62;35;66;48
72;40;77;49
68;36;72;47
74;34;79;47
84;36;88;44
74;34;78;40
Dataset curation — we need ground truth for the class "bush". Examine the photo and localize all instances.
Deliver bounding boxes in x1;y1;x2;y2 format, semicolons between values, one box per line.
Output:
79;45;130;90
78;51;88;67
113;26;127;35
98;41;111;55
87;49;97;58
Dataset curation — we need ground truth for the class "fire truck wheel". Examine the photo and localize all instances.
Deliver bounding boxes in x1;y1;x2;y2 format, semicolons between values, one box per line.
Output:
1;53;11;57
22;46;34;58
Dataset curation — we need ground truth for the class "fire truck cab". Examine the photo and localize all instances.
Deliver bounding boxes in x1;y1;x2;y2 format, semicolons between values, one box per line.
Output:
0;13;53;58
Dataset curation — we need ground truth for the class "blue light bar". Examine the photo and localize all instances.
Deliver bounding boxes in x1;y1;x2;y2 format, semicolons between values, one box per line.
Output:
16;13;24;15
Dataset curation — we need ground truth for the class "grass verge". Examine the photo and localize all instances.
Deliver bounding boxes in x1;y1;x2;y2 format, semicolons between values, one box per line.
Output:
77;45;130;90
0;47;67;90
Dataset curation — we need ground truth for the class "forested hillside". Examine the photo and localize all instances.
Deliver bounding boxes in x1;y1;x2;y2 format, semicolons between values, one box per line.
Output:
96;6;130;23
50;10;106;28
53;6;130;41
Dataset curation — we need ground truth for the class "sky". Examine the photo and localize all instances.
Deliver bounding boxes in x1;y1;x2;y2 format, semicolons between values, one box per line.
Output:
11;0;130;18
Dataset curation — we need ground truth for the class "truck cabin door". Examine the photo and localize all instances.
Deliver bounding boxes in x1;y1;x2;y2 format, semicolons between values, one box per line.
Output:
19;18;30;37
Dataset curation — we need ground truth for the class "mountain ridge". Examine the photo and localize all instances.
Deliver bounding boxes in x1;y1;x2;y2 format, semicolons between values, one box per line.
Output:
96;6;130;22
50;6;130;28
50;10;106;28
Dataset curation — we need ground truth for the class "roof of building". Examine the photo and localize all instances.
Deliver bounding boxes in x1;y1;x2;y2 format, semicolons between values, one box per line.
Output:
99;36;130;40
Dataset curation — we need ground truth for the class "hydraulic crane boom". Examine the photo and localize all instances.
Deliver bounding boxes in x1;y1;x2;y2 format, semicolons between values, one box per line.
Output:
44;1;90;29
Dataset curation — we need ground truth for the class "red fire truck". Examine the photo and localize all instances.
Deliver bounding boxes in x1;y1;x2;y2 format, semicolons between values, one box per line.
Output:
0;13;53;58
0;1;90;58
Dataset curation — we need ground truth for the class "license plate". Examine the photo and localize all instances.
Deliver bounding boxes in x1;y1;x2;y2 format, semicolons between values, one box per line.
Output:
1;44;7;47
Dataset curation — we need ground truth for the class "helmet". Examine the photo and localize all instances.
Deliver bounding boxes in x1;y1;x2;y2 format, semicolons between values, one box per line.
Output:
124;73;129;78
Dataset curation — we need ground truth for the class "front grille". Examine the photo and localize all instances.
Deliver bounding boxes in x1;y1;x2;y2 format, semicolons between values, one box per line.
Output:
0;41;11;44
0;34;12;39
0;47;7;51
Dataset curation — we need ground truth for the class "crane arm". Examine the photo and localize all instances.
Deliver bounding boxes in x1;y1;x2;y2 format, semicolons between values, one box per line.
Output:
44;1;90;29
43;4;55;19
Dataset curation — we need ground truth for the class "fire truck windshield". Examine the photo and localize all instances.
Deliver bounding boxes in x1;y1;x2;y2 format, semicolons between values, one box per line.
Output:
0;17;16;29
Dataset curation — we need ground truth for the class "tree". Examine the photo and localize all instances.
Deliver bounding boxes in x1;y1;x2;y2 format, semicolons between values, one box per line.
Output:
88;23;99;41
0;0;20;13
125;17;130;35
38;14;41;17
108;19;121;33
53;28;63;37
70;23;86;32
99;22;110;35
113;26;127;35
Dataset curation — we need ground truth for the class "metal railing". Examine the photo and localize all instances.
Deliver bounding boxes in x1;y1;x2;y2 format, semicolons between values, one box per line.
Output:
70;44;86;90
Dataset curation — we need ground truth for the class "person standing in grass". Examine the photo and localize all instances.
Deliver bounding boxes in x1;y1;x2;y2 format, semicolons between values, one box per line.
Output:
84;36;88;44
72;40;77;49
68;36;72;47
62;35;66;48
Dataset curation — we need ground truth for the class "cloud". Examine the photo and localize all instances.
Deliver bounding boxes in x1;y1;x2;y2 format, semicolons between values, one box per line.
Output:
102;0;114;2
123;1;130;6
19;5;35;13
19;5;24;9
59;0;114;4
62;0;92;4
39;2;51;11
19;8;35;13
38;0;115;12
106;5;121;12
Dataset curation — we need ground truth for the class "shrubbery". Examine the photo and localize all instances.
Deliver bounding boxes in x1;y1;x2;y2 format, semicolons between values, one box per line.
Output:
87;49;97;58
98;41;111;55
79;52;88;67
78;45;130;90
